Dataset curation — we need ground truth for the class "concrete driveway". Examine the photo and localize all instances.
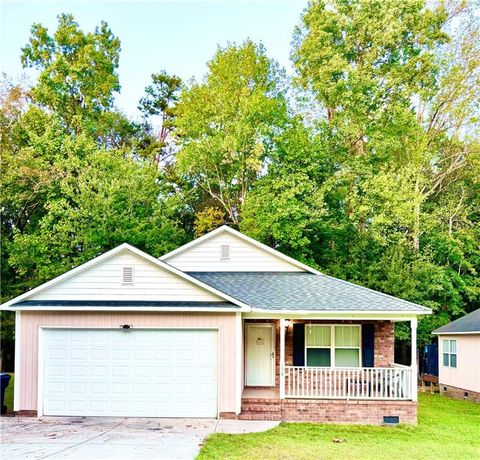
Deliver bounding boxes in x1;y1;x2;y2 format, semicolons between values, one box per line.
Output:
0;416;278;459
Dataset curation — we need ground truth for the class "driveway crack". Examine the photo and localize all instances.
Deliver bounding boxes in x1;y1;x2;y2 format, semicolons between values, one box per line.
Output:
38;418;128;459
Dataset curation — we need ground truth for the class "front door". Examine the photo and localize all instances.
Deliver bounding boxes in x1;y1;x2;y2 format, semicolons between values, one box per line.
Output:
245;323;275;386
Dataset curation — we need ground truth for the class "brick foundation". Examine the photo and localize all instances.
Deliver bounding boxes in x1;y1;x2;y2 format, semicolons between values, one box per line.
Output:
236;398;417;424
440;384;480;403
218;412;238;419
14;410;38;417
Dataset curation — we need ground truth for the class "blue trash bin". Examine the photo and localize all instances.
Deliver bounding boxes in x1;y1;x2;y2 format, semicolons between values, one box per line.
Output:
0;373;11;414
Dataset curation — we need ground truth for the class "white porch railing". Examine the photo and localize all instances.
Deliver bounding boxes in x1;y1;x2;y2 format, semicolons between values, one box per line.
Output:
285;365;413;400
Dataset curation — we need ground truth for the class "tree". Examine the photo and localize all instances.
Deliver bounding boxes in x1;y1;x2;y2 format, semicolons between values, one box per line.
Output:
173;40;287;228
21;13;121;136
241;119;327;262
242;0;479;346
7;149;187;289
139;71;182;166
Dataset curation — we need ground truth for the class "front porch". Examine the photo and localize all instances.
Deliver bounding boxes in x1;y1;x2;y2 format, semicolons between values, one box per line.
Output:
240;318;418;424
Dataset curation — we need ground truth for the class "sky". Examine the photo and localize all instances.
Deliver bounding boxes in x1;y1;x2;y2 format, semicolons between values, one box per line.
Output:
1;0;308;119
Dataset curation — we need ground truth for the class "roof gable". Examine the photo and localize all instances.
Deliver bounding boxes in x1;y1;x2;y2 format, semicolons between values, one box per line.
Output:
161;226;319;273
2;244;249;310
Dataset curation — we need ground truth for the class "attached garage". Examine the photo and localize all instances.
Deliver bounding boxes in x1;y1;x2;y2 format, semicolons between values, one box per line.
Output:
41;328;218;417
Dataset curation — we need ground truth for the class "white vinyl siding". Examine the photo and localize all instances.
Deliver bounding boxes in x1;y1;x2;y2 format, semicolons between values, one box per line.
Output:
31;251;223;302
165;233;304;272
305;325;361;367
42;328;218;417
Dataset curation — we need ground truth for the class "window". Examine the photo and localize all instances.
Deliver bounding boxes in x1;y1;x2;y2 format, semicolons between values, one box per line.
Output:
220;244;230;260
122;266;134;285
305;325;361;367
443;339;457;368
305;325;331;366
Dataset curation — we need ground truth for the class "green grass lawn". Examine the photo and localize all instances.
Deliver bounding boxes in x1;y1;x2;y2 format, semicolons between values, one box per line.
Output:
198;394;480;460
3;373;14;412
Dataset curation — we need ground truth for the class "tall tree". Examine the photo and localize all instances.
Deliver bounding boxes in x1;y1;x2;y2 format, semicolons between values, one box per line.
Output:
243;0;479;345
139;71;182;166
173;40;287;231
21;13;121;137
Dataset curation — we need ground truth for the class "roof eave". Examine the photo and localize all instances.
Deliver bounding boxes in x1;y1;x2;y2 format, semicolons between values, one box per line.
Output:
246;308;431;317
5;305;248;313
432;330;480;335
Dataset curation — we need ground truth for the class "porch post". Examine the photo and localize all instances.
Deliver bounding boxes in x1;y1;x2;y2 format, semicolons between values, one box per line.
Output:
14;310;21;412
280;318;285;399
411;317;418;402
235;312;243;415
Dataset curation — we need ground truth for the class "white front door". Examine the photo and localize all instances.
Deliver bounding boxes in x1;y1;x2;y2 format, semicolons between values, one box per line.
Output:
245;324;275;386
41;328;218;417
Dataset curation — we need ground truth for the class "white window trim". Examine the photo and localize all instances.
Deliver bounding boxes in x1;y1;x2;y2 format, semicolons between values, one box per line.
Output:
305;324;362;368
442;339;457;368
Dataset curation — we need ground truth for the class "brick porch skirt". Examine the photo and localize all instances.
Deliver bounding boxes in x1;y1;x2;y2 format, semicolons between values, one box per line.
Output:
440;384;480;403
228;398;418;425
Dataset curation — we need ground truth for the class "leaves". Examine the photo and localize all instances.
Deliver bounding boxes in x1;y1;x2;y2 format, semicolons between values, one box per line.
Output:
173;40;287;226
1;4;479;359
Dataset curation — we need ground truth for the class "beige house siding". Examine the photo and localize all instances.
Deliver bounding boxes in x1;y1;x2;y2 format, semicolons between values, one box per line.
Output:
165;232;304;272
31;250;223;302
18;311;238;414
439;334;480;393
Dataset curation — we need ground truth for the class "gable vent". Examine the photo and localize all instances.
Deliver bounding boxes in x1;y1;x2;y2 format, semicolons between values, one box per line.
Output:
122;266;134;285
220;244;230;260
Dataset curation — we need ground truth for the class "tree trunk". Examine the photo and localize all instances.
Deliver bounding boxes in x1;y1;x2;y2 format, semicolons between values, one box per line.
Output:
413;178;421;251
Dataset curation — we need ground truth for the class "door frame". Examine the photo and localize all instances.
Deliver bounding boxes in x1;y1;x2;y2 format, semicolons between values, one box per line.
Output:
37;326;220;418
244;323;276;387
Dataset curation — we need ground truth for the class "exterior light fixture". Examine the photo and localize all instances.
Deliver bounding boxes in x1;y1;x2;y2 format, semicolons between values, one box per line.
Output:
285;319;291;329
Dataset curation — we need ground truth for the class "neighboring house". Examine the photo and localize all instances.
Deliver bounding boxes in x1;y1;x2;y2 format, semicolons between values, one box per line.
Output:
433;309;480;403
1;226;431;424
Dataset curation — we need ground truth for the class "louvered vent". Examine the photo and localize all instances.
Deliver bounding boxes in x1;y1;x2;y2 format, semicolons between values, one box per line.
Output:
122;266;134;285
220;244;230;260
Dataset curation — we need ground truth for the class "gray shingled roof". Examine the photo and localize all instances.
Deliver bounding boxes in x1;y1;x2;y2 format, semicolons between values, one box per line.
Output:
433;309;480;334
12;300;239;309
187;272;430;313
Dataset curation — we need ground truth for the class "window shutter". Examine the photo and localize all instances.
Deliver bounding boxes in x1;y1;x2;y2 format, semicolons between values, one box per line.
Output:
362;324;375;367
292;323;305;366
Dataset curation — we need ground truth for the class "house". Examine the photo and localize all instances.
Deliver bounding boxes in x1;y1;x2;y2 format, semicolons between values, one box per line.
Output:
432;309;480;403
1;226;431;424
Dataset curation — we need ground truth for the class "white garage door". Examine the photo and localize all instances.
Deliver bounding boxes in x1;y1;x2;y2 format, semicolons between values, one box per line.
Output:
42;328;218;417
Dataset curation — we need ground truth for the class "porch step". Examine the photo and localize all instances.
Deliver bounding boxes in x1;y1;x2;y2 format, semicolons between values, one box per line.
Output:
240;397;282;420
238;412;282;421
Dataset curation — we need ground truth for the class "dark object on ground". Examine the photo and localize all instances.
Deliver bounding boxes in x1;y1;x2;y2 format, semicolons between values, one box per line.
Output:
422;343;438;377
0;373;11;414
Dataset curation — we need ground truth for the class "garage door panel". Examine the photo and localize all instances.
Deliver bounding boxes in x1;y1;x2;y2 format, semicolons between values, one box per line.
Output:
43;328;218;417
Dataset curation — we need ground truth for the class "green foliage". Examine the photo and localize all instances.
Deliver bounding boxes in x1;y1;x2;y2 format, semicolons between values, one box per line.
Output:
5;144;186;291
1;4;479;356
174;40;287;226
241;0;480;344
138;71;183;164
21;13;121;134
